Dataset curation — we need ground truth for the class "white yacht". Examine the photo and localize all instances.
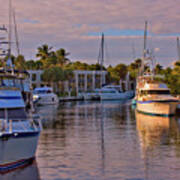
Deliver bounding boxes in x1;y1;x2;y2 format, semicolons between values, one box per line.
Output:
33;86;59;105
94;85;134;100
136;75;179;116
0;1;42;172
0;70;42;172
134;22;179;116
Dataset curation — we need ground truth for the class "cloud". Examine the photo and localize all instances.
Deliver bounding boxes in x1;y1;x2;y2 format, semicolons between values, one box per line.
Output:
0;0;179;66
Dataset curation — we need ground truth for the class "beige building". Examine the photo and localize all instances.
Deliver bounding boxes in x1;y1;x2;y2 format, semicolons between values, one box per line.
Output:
28;70;107;95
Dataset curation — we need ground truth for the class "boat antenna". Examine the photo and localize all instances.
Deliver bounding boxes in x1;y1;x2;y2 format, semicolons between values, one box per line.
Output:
177;37;180;61
143;21;148;59
13;9;20;56
140;21;148;75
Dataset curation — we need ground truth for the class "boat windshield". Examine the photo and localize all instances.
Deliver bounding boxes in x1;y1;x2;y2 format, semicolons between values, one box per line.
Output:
142;90;170;95
0;108;27;119
0;78;15;87
34;90;52;94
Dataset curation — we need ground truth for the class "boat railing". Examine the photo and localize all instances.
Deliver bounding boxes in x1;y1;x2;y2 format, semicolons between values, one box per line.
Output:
0;116;42;134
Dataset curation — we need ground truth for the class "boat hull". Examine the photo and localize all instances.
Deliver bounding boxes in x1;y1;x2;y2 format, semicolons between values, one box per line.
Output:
100;91;134;100
0;132;40;172
36;94;59;105
137;101;178;116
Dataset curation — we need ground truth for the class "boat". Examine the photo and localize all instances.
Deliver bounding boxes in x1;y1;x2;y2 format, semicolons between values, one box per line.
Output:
93;85;134;100
0;69;42;172
33;86;59;105
0;1;42;172
134;22;179;116
136;75;179;116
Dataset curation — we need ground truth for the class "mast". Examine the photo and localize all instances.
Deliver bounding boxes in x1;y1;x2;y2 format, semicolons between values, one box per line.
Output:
98;33;104;70
100;33;104;71
143;21;148;59
6;0;14;73
8;0;12;57
13;9;20;56
140;21;148;75
97;33;105;87
177;37;180;61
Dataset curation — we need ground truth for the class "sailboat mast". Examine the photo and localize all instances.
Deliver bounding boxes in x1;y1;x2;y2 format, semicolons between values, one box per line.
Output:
13;9;20;56
100;33;104;70
8;0;12;56
177;37;180;60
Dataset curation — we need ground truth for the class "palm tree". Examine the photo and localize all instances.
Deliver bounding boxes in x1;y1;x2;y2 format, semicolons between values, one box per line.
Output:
36;44;53;62
55;48;70;67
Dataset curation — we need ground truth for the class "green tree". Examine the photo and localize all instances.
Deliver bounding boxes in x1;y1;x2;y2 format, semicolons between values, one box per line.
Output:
36;44;53;61
41;66;64;92
55;48;70;67
14;55;26;70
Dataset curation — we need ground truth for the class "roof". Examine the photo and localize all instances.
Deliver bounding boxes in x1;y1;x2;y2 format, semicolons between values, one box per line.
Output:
34;86;53;91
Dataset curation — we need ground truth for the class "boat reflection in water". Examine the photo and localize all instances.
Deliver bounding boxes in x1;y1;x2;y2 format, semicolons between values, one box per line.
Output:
136;111;180;179
136;111;171;150
0;161;41;180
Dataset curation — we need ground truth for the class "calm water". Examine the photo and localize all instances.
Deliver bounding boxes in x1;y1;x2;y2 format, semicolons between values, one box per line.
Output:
1;101;180;180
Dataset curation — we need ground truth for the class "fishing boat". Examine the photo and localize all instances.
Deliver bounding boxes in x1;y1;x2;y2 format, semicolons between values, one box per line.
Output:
136;75;179;116
133;22;179;116
0;69;42;172
0;0;42;172
33;86;59;105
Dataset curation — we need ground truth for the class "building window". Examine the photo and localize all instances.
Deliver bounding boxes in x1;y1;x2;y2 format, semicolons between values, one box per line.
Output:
32;74;36;81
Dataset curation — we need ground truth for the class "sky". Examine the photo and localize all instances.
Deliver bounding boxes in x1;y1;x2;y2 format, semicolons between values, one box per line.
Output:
0;0;180;67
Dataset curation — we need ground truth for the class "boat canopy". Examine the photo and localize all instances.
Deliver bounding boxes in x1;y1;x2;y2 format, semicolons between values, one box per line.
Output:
0;108;27;119
0;90;25;108
34;86;53;94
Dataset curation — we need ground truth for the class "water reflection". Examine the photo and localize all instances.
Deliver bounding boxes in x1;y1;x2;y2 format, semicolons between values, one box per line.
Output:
136;112;171;150
0;161;41;180
35;101;180;180
136;111;180;180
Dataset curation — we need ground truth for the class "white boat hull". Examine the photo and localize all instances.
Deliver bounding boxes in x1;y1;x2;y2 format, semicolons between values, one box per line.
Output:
35;94;59;105
83;93;100;100
0;132;40;172
137;101;178;116
100;91;134;100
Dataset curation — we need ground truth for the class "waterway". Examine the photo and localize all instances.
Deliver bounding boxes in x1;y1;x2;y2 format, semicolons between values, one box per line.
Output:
1;100;180;180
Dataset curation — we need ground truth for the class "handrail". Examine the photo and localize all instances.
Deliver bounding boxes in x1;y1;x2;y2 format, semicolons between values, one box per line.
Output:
0;117;42;134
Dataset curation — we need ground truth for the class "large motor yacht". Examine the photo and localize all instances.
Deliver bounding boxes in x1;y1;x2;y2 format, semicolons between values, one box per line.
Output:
0;70;42;172
136;75;179;116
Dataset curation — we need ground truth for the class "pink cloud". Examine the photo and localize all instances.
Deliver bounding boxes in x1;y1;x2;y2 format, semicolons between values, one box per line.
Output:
0;0;179;66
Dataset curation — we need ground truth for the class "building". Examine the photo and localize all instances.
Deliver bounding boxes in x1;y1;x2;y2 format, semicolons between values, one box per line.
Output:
28;70;107;95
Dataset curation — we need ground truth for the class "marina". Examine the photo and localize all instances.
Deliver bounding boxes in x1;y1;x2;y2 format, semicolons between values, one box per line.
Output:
1;101;180;179
0;0;180;179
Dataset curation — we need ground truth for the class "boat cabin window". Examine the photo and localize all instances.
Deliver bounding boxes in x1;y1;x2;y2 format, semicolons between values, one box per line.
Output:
99;90;117;93
141;90;170;95
0;108;27;119
35;90;52;94
0;78;15;87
